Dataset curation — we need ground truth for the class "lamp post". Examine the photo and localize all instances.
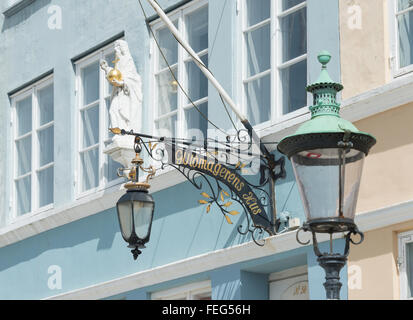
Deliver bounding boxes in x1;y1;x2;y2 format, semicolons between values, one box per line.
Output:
116;136;156;260
277;51;376;300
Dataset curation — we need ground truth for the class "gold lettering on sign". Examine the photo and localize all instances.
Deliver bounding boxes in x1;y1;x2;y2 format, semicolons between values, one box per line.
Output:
213;164;221;176
242;192;262;215
175;149;183;164
174;149;262;214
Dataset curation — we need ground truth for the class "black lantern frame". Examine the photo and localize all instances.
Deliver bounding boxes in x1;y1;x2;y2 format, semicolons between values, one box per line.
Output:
116;188;155;260
115;136;157;260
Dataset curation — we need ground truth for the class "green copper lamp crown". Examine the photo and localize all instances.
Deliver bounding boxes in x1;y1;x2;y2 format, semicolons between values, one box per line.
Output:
277;51;376;158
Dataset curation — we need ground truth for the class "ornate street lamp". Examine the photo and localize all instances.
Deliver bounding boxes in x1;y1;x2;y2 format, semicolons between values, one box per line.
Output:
115;135;156;260
277;51;376;300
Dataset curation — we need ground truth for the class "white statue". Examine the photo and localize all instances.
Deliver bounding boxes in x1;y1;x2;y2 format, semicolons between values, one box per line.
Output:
100;40;142;135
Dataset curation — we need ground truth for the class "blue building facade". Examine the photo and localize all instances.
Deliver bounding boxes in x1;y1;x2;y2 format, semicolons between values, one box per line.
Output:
0;0;346;300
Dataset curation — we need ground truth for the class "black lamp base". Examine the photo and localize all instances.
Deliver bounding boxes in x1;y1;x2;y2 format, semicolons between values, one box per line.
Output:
318;254;347;300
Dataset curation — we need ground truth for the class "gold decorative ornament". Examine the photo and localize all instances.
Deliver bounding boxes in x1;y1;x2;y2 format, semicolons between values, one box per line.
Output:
112;134;157;192
109;127;122;135
107;58;123;87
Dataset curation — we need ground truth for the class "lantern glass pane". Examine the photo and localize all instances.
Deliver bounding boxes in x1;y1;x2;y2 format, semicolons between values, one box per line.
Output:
291;148;364;222
117;202;133;241
133;201;154;239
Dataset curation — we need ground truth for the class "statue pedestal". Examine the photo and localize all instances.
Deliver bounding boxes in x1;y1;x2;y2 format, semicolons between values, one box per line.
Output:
103;135;136;177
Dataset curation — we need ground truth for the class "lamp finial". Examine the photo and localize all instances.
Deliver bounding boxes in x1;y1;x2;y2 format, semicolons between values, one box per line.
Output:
318;50;331;68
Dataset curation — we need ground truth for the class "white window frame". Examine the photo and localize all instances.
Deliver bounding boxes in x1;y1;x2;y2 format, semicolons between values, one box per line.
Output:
150;0;209;141
151;280;212;300
74;42;124;199
398;230;413;300
10;74;54;222
389;0;413;78
239;0;308;130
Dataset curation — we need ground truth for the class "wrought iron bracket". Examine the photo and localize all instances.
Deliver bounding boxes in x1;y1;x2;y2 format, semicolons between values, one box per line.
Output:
112;128;287;246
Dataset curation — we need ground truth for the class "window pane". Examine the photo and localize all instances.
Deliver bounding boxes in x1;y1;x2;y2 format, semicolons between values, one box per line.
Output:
38;126;54;166
156;67;178;114
155;114;177;138
105;52;116;96
38;166;53;207
245;23;270;77
245;74;271;125
398;0;413;11
281;7;307;62
407;242;413;298
186;6;208;53
185;102;208;141
16;176;31;215
282;0;305;11
81;104;99;148
16;96;32;136
16;136;32;176
398;11;413;68
80;148;99;192
38;84;54;126
105;97;115;138
157;23;178;70
105;52;116;68
246;0;270;27
82;62;100;105
281;59;307;114
186;55;208;102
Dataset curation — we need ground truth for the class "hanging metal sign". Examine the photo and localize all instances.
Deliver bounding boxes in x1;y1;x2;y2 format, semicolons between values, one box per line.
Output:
111;128;285;245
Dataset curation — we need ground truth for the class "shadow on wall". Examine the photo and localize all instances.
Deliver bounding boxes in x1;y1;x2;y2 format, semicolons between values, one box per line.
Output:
148;180;247;268
1;0;52;32
0;207;118;272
